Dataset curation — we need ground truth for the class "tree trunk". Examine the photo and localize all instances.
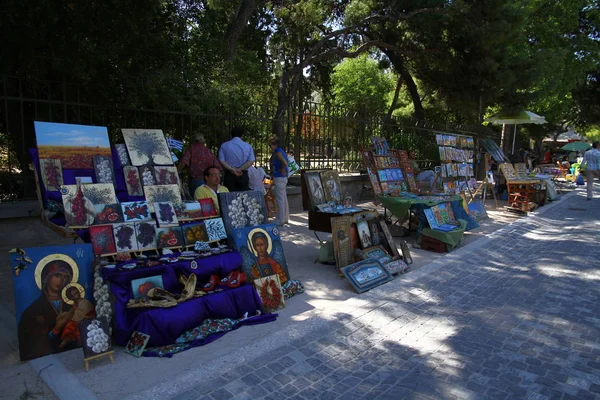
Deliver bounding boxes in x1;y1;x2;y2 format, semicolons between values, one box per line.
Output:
223;0;261;61
382;50;425;121
384;76;403;134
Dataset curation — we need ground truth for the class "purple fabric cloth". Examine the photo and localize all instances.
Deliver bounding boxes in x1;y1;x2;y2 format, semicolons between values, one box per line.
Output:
102;252;266;346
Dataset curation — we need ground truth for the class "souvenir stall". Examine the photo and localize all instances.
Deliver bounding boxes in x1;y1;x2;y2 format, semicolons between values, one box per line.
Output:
13;121;300;367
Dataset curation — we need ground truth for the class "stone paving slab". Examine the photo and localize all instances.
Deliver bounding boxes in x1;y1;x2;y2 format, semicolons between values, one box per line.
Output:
163;189;600;400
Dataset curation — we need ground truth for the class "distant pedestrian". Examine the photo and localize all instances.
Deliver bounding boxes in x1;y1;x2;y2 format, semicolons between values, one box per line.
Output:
218;127;255;192
177;134;221;196
581;141;600;200
269;136;289;226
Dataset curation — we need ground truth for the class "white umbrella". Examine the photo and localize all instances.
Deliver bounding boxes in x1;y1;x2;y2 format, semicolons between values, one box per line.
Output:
484;110;547;154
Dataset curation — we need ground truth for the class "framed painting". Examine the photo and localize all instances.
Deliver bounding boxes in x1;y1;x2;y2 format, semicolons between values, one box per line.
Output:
114;143;130;166
468;201;488;221
378;220;400;258
125;331;150;357
218;191;267;233
131;275;164;299
254;275;285;313
121;201;152;222
156;227;184;249
39;159;63;191
144;185;181;213
232;223;290;285
93;203;124;225
356;220;373;249
10;243;95;361
368;219;381;246
204;218;227;242
331;216;354;271
320;170;342;203
366;167;382;197
79;317;112;360
182;222;209;245
139;166;157;186
113;223;139;252
304;171;327;209
89;225;117;256
123;166;143;197
341;259;394;294
199;198;217;217
81;184;117;206
93;156;115;184
154;202;179;227
34;121;111;169
154;166;180;186
122;129;173;166
135;221;158;251
360;246;392;264
60;185;95;227
183;201;204;220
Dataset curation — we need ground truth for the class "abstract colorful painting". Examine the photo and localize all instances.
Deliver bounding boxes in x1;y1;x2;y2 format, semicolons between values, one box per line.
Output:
199;198;217;217
204;218;227;241
123;166;143;197
144;185;181;213
182;222;209;245
304;171;326;209
60;185;95;227
320;170;342;203
34;122;111;169
232;224;290;285
154;166;180;186
121;201;152;222
254;275;285;313
156;227;184;249
125;331;150;357
39;159;63;191
115;144;130;166
93;203;124;225
93;156;115;184
79;317;112;360
219;191;267;233
122;129;172;166
154;202;178;227
113;223;139;252
135;221;158;250
89;225;117;255
10;244;95;361
341;259;393;293
131;275;164;299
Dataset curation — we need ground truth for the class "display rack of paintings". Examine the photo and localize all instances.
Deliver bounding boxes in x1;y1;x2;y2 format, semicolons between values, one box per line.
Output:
360;140;415;197
435;133;475;195
122;129;173;166
39;159;63;191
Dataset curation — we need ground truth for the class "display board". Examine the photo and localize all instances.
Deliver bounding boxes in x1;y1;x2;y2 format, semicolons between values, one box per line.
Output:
435;133;476;194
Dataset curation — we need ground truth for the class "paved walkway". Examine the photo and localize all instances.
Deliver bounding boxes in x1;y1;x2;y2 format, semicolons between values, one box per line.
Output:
163;188;600;400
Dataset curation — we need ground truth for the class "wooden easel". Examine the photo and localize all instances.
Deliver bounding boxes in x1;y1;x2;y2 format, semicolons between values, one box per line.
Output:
468;153;498;209
84;350;114;371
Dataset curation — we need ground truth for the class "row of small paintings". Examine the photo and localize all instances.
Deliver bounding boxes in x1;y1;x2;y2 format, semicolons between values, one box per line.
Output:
442;179;478;194
435;134;474;148
439;162;474;178
438;147;475;163
377;168;404;182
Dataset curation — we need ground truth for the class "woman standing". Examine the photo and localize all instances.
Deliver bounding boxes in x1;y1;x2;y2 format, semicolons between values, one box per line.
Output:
269;136;289;226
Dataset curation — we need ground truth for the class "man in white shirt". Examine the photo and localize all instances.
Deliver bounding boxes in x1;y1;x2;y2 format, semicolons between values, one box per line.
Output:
218;127;255;191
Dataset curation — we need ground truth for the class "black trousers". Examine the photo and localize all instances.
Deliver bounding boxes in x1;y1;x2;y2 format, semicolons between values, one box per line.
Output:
224;170;249;192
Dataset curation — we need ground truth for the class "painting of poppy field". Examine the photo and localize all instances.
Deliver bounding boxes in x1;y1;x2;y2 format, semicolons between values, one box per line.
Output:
35;122;112;169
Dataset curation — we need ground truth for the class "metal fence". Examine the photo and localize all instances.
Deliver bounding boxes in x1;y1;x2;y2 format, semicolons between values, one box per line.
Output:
0;75;497;201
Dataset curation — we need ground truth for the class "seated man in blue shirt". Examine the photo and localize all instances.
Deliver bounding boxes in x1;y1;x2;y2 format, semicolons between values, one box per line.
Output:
218;127;255;192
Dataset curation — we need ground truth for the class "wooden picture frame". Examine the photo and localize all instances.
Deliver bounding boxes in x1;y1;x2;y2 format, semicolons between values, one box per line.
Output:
341;259;393;293
331;215;354;271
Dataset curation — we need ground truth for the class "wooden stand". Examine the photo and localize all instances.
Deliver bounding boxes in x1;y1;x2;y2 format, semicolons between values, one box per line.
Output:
84;350;114;371
470;176;498;208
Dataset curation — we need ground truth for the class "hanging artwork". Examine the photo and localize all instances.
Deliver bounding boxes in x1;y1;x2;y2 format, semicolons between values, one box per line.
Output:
34;121;111;169
10;244;95;361
182;223;209;245
144;185;181;213
60;185;95;227
254;275;285;313
304;171;327;209
135;221;158;250
125;331;150;357
154;166;180;186
331;216;354;271
79;317;112;359
39;159;63;191
121;201;152;222
113;223;139;252
320;170;342;203
89;225;117;256
219;191;267;233
154;202;178;227
123;166;143;197
232;224;290;285
122;129;173;166
199;198;217;217
93;156;115;184
139;166;157;187
341;259;393;293
156;227;184;249
115;144;130;166
81;184;117;206
356;220;373;249
204;218;227;242
93;203;125;225
131;275;164;299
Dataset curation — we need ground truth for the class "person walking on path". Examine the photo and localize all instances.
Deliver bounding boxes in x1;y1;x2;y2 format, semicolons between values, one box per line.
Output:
177;134;221;196
194;166;229;214
218;127;255;192
269;136;289;226
581;141;600;200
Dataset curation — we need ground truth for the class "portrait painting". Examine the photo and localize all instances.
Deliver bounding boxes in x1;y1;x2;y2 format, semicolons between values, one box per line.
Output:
253;275;285;313
144;184;181;213
93;203;124;225
233;224;290;285
320;170;342;203
114;143;130;166
204;218;227;242
10;244;95;361
39;159;63;191
113;223;139;252
121;201;152;222
79;317;112;360
135;221;158;251
60;185;95;227
153;166;180;186
154;202;179;227
89;225;117;256
125;331;151;357
156;227;184;249
34;121;111;169
341;259;394;294
131;275;164;300
182;222;209;245
122;129;173;166
356;220;372;249
304;171;326;209
123;166;143;197
219;191;267;233
93;156;115;184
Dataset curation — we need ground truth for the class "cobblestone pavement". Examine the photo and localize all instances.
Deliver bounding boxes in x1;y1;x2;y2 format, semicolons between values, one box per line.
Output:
169;190;600;400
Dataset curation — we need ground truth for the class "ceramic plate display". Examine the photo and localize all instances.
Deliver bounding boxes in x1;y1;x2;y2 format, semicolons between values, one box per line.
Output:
156;227;184;249
204;218;227;241
123;166;143;197
154;202;178;227
60;185;95;227
79;317;112;359
304;171;327;209
254;275;285;313
125;331;151;357
89;225;117;256
154;166;179;185
122;129;173;166
144;185;181;213
113;223;139;252
182;223;209;245
93;203;125;225
93;156;115;184
134;221;158;251
39;159;63;191
341;259;394;293
121;201;152;222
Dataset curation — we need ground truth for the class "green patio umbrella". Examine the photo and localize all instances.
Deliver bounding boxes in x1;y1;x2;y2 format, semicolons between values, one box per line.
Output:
560;141;591;152
484;110;547;154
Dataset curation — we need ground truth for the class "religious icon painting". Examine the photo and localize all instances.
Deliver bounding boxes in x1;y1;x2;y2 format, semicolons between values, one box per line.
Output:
360;246;392;264
153;166;179;186
131;275;164;300
39;159;63;191
125;331;150;357
199;198;217;217
123;166;143;197
232;223;290;285
341;259;393;294
303;171;327;209
10;243;95;361
368;219;381;246
134;221;158;251
139;166;157;187
89;225;117;256
254;274;285;313
93;203;125;225
79;317;112;360
204;218;227;241
154;202;178;227
81;183;117;206
115;144;130;166
113;223;139;252
60;185;95;227
320;170;342;203
331;216;354;271
182;223;209;245
34;121;111;169
122;129;173;166
356;220;373;249
156;227;184;249
144;184;181;213
121;201;152;222
93;156;115;184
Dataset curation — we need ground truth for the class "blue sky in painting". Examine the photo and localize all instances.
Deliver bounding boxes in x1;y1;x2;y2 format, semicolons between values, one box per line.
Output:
34;121;110;148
